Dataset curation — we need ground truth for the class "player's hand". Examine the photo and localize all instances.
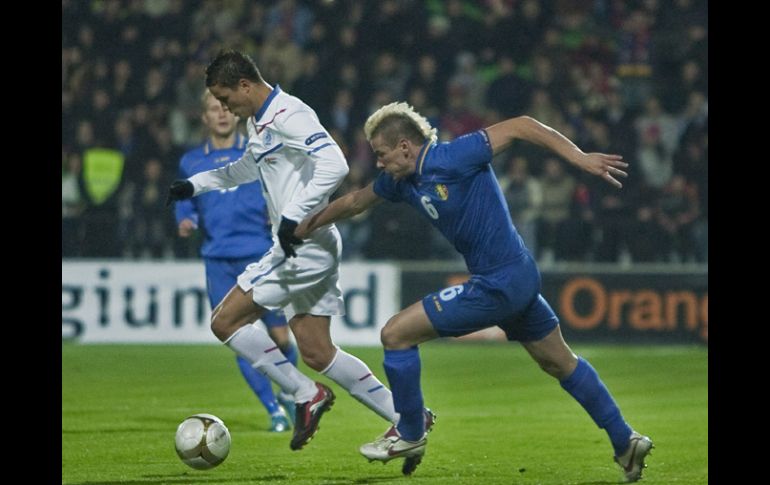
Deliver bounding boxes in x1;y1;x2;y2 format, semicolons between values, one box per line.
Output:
278;217;303;258
178;219;197;237
576;153;628;189
295;218;312;239
166;180;194;206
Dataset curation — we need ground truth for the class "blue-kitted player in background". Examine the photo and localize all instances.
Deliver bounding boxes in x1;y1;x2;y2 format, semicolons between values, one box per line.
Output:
175;89;297;432
297;102;653;481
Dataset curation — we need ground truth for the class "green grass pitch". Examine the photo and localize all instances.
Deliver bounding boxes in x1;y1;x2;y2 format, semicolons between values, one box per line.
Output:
62;342;707;484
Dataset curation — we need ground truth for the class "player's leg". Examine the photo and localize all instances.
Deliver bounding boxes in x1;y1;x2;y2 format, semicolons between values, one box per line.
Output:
520;310;652;481
213;285;319;409
359;301;437;474
205;259;287;430
265;312;298;368
288;313;396;423
265;310;298;426
380;301;438;439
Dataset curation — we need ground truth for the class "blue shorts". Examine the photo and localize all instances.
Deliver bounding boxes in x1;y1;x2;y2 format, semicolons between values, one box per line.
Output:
422;253;558;342
205;257;287;328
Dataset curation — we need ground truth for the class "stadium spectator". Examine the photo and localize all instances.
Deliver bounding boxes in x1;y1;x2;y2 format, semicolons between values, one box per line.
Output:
297;102;652;480
61;0;708;264
173;89;299;432
498;156;542;255
166;50;409;451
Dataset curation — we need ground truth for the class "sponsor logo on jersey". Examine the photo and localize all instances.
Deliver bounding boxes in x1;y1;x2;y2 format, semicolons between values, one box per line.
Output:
214;156;231;164
305;132;328;145
435;184;449;200
264;157;277;164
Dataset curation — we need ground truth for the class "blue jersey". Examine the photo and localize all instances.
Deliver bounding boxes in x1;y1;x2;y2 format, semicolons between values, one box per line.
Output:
373;130;527;274
175;134;273;259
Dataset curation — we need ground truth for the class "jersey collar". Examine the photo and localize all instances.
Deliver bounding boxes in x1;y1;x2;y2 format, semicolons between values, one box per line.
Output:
253;84;282;124
203;133;247;155
416;140;434;176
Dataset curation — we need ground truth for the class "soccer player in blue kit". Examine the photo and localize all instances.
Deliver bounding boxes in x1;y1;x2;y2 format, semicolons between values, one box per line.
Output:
175;89;298;432
296;102;653;481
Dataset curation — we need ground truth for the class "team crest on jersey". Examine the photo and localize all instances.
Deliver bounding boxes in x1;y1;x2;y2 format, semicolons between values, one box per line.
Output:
435;184;449;201
263;130;273;147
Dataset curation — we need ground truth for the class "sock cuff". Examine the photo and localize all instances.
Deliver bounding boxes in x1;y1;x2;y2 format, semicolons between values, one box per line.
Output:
320;346;341;374
560;356;589;390
223;324;247;345
384;347;419;362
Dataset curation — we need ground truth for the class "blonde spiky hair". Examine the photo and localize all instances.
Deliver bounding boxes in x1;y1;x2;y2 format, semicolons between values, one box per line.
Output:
364;101;438;145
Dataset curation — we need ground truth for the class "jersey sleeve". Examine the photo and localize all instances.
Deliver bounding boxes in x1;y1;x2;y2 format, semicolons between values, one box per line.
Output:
372;172;402;202
188;149;260;195
275;108;349;222
443;130;494;176
174;156;198;225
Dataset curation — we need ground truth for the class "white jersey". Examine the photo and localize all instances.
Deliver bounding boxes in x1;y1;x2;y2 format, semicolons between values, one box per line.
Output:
189;86;349;240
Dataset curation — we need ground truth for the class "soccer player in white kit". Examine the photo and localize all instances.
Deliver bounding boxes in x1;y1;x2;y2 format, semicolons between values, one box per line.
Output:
166;50;403;451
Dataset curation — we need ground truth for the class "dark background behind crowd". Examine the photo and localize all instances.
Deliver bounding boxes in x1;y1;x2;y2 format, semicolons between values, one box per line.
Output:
62;0;707;265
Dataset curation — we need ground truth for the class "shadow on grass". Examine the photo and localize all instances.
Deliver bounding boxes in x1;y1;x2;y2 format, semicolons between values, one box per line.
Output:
67;475;415;485
66;475;288;485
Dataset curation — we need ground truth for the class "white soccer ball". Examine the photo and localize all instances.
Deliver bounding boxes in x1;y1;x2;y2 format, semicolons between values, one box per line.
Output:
174;413;231;470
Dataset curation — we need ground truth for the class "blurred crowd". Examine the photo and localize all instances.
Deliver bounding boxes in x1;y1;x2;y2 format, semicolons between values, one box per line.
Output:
62;0;707;264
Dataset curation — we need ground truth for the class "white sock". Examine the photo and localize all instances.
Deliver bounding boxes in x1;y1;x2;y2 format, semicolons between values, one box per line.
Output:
225;324;317;402
321;348;397;423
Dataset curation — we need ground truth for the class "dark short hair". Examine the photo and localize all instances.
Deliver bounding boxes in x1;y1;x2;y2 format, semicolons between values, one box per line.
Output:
205;50;263;88
371;115;427;147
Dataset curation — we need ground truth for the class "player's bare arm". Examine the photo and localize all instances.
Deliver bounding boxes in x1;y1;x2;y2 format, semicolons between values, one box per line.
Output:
295;182;382;238
485;116;629;188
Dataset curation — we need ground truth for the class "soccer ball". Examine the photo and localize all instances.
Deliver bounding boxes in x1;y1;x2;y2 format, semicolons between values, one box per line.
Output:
174;413;231;470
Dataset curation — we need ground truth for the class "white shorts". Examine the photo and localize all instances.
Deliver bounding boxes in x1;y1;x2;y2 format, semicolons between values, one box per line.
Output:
236;226;345;320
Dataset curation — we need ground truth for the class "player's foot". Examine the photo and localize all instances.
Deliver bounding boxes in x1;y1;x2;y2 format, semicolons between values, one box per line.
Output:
359;428;427;475
614;431;654;482
277;392;296;425
377;407;436;440
290;382;335;450
269;413;290;432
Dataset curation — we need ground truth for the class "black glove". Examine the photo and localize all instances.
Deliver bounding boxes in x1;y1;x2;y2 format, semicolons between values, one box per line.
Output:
277;217;303;258
166;179;194;206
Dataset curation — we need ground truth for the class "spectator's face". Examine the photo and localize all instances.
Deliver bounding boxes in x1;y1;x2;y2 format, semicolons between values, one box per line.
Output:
371;134;415;181
202;93;238;138
209;83;251;119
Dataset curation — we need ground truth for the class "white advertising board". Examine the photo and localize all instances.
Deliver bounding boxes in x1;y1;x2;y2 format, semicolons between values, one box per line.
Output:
62;261;399;345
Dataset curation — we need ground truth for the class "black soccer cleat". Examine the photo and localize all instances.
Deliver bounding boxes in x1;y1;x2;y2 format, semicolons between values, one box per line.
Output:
290;382;335;450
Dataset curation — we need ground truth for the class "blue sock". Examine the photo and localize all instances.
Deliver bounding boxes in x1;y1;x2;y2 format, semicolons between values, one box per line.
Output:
281;342;298;367
383;347;424;441
236;356;280;415
560;357;633;456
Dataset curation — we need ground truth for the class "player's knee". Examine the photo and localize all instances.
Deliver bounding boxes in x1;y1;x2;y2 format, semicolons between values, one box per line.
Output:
380;319;407;349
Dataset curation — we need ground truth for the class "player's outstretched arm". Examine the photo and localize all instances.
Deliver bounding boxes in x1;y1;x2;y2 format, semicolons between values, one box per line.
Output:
296;182;382;238
485;116;629;188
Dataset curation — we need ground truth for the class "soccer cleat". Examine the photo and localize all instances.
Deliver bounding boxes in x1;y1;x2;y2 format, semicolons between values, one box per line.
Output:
361;408;435;475
614;431;654;482
290;382;335;450
269;413;290;432
277;392;296;425
359;428;427;475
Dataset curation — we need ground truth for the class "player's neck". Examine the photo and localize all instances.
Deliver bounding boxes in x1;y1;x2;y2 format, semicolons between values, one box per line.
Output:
209;133;236;150
250;81;275;114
